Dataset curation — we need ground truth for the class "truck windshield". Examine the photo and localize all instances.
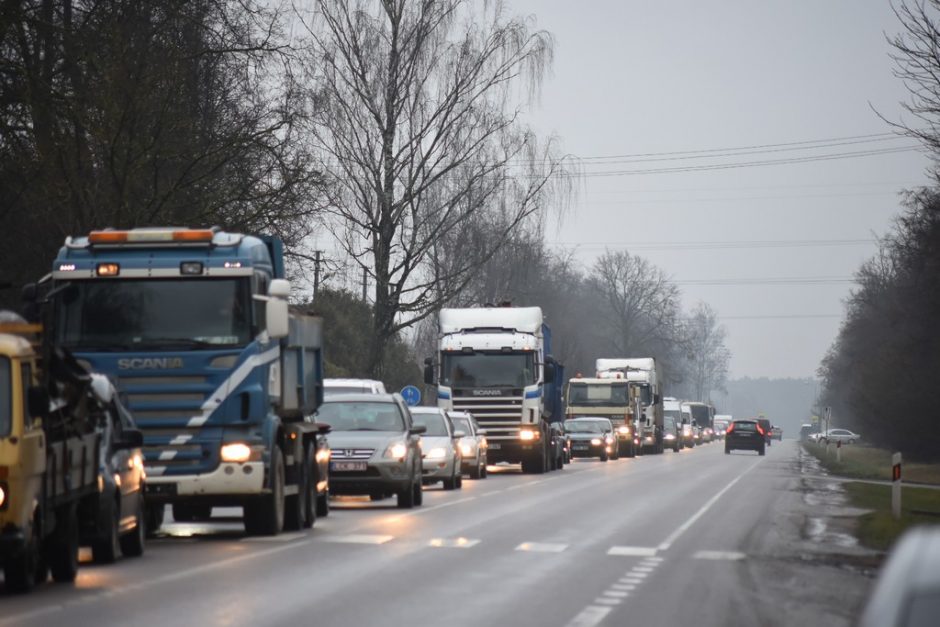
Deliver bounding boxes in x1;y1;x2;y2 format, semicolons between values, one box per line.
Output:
690;405;711;425
56;279;252;350
567;382;629;406
0;357;10;437
441;351;536;388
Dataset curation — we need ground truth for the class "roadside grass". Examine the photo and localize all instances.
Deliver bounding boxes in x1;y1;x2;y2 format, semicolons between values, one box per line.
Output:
842;482;940;551
801;442;940;484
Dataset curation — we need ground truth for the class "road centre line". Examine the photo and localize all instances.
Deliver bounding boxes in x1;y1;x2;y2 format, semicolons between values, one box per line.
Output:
657;458;763;551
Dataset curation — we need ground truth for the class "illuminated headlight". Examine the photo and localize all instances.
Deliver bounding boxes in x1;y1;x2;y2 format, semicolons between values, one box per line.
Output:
590;438;602;446
425;447;448;460
460;442;475;456
221;442;252;463
519;429;538;441
315;448;332;463
618;425;630;435
604;435;614;444
384;442;408;460
0;482;8;509
664;434;676;440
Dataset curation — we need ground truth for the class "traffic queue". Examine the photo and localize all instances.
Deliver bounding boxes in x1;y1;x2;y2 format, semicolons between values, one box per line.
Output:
1;226;727;595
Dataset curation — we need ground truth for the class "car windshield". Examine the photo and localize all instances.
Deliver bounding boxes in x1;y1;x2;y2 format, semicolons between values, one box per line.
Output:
0;357;10;438
567;382;630;406
664;417;675;429
450;416;472;434
440;351;536;388
733;422;757;432
316;402;404;432
56;279;252;350
565;421;606;433
411;411;449;436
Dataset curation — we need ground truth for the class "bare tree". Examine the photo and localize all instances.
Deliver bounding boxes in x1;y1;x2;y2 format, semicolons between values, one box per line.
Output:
684;302;731;402
298;0;569;377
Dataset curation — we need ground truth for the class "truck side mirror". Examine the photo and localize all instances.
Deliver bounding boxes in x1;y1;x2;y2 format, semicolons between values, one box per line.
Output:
423;357;435;385
262;279;291;340
27;385;50;420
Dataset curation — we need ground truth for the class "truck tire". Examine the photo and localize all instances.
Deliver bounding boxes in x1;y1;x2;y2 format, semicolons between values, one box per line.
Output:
48;506;79;583
92;500;121;564
302;447;317;528
244;447;285;536
120;498;146;558
284;445;310;532
4;520;42;592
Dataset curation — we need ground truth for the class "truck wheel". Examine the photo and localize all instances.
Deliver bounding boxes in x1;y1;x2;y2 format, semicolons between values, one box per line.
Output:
284;446;309;532
120;497;146;558
302;447;317;528
244;447;285;536
4;524;41;592
145;503;165;538
92;500;121;564
48;506;79;583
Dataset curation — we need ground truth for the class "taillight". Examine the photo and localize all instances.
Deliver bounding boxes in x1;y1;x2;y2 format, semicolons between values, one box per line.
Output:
726;425;733;434
757;426;765;436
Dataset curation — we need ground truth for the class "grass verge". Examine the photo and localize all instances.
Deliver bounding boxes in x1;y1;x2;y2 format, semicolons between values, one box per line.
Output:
801;442;940;484
842;482;940;551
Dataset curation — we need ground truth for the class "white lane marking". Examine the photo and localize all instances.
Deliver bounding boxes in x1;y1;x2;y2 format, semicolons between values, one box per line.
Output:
428;537;480;548
321;534;394;545
0;539;310;627
242;532;307;543
658;458;763;551
693;550;747;561
387;496;477;520
620;577;643;584
607;545;658;557
611;584;636;591
642;556;664;563
602;590;629;598
565;605;612;627
632;566;654;573
626;571;648;578
515;542;568;553
594;597;622;606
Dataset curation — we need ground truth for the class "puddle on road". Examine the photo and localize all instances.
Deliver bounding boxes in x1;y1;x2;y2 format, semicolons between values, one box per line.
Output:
806;517;859;549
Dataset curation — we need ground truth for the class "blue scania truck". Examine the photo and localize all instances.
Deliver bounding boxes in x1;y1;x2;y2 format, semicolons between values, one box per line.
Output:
38;227;328;535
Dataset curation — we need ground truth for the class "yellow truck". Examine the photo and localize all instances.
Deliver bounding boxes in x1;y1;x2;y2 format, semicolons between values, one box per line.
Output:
0;316;101;592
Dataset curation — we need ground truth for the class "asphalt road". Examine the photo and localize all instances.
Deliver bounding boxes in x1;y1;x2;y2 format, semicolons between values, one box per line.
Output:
0;441;875;627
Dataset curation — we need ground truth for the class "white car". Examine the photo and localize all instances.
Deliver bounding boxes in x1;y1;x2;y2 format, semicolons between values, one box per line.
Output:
447;411;488;479
818;428;860;445
324;378;387;397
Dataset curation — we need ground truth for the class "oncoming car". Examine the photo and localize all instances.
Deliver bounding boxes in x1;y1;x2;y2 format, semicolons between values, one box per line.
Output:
315;394;425;508
564;417;617;461
410;407;463;490
448;411;488;479
324;378;387;397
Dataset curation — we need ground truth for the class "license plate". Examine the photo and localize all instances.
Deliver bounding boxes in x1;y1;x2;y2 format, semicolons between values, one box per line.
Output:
331;461;367;472
488;443;501;450
573;444;589;450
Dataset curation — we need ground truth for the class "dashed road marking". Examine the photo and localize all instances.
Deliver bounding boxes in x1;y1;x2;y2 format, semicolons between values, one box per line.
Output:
594;597;622;606
515;542;568;553
321;534;394;545
607;546;658;557
693;550;747;561
602;590;629;598
565;606;612;627
632;566;654;573
428;537;480;548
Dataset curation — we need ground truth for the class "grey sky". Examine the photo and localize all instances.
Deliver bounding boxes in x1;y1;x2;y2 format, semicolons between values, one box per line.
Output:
510;0;932;379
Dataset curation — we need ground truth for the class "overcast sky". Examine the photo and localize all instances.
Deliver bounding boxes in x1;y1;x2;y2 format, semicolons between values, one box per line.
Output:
510;0;933;379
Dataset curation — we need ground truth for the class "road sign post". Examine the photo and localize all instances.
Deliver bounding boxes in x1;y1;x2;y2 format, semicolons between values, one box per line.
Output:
400;385;421;407
892;452;902;520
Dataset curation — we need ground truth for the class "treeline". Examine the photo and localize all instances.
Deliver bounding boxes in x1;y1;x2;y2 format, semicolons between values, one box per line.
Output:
819;194;940;460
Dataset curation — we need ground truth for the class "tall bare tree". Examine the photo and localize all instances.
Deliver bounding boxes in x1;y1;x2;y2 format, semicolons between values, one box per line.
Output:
299;0;569;377
684;302;730;401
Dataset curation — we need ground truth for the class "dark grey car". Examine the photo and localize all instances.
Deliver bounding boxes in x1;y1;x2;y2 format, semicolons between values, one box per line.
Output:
316;394;426;508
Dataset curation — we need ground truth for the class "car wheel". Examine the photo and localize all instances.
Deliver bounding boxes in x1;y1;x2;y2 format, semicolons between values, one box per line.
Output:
759;446;766;456
480;462;488;478
600;451;609;462
120;497;146;558
92;500;121;564
316;492;330;518
470;462;482;480
413;476;423;506
398;473;417;509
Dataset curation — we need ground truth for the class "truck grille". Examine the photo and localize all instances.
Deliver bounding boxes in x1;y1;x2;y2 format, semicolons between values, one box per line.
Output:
452;396;524;438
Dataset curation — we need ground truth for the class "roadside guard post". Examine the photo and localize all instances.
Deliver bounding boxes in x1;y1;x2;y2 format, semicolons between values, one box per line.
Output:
892;452;902;520
836;439;842;463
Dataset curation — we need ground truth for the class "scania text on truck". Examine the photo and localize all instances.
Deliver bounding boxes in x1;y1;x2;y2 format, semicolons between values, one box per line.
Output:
595;358;664;454
38;227;329;536
424;306;563;474
565;376;637;457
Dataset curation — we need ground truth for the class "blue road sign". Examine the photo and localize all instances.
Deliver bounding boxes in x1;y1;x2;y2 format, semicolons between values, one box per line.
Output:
400;385;422;407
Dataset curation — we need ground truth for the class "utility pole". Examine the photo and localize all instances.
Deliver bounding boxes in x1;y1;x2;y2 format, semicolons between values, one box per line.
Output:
312;250;322;297
361;267;368;302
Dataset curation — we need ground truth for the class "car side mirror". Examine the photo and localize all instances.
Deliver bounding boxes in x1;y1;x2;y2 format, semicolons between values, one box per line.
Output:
27;385;50;420
316;422;332;435
409;424;427;435
453;430;466;439
115;428;144;450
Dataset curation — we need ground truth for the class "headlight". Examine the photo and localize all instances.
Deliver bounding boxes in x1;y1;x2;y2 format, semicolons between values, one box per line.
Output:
605;435;614;443
618;425;630;435
664;434;676;440
590;438;602;445
519;429;537;441
221;442;252;463
0;483;7;509
425;447;448;460
384;442;408;460
460;442;475;456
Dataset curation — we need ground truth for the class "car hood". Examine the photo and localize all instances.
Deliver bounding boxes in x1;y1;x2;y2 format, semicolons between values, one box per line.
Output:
567;433;607;441
327;430;406;450
419;435;455;451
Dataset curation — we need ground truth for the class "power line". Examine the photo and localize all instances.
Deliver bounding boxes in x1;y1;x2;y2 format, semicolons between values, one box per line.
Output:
717;314;843;320
670;277;854;286
548;238;876;251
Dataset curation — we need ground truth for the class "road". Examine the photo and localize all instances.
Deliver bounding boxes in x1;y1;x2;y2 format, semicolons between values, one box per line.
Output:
0;441;874;627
